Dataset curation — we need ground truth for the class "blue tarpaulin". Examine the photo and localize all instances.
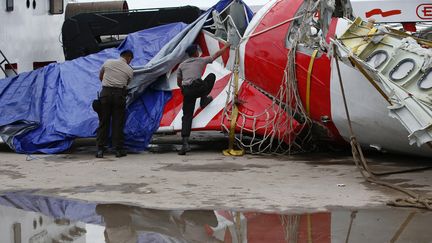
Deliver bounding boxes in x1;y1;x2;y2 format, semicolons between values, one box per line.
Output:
0;192;101;225
0;23;186;153
0;0;253;154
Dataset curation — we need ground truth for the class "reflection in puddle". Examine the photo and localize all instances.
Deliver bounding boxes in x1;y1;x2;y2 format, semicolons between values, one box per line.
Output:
0;192;431;242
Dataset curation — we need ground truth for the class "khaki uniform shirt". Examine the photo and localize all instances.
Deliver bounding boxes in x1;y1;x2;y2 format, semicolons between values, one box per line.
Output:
177;56;213;86
101;57;133;88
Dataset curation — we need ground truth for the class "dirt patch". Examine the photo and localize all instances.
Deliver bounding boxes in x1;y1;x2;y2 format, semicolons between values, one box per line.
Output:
0;169;25;179
160;162;246;172
245;164;270;169
39;182;150;195
397;183;430;189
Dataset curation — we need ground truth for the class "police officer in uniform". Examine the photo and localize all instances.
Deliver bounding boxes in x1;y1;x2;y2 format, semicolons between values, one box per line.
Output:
96;50;133;158
177;43;231;155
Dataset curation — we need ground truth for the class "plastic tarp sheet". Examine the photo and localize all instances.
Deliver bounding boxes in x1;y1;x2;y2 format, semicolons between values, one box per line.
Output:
127;0;254;103
0;0;254;154
0;23;185;153
0;192;101;224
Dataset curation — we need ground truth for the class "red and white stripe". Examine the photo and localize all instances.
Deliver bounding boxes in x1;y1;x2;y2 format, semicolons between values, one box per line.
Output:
159;29;301;141
159;31;241;132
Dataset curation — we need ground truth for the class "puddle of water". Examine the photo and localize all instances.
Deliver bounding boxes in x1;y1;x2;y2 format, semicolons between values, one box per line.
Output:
0;192;431;243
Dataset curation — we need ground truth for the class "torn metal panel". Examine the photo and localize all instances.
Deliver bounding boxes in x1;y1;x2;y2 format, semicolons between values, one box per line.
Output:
335;18;432;147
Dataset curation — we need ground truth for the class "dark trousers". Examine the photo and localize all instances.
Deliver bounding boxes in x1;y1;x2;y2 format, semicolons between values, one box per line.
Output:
181;73;216;137
96;86;127;150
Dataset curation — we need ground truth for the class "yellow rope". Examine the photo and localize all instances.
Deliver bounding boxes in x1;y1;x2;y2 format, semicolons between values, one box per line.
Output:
235;212;243;242
306;49;318;116
307;213;313;243
223;48;245;156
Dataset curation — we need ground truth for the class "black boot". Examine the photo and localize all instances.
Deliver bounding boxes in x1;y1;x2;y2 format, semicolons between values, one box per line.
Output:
200;96;213;108
178;137;191;155
115;149;127;158
95;148;104;158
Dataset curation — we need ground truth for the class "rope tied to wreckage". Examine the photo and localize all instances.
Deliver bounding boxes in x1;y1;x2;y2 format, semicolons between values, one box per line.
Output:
221;0;316;155
333;43;432;210
344;210;357;243
280;214;300;243
240;14;304;42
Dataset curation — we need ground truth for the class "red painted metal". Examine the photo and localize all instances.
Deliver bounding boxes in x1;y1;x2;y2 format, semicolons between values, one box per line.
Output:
295;18;344;141
365;9;402;18
159;88;183;127
209;211;331;242
159;0;344;146
242;1;343;142
244;0;303;98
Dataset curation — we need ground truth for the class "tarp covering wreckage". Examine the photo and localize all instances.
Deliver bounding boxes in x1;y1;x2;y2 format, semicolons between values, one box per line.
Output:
0;23;181;153
0;0;252;154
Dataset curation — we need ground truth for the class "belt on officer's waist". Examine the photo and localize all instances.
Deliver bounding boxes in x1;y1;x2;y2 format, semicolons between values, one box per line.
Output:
102;86;126;90
183;79;202;87
101;86;127;96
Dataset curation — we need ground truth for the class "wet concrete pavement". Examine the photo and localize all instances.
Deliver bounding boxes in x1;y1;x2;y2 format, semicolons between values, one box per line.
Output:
0;132;431;213
1;193;431;242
